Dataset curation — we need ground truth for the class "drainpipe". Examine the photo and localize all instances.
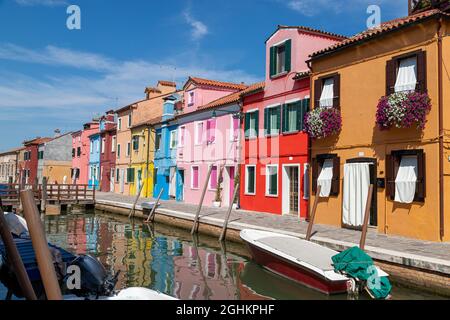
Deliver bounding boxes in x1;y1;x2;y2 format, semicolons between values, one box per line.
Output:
437;17;445;240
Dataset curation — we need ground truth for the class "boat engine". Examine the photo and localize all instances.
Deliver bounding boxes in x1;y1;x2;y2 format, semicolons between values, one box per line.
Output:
65;255;119;298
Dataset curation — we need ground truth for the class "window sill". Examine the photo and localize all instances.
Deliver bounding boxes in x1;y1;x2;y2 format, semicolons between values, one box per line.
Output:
265;194;279;198
282;130;300;136
245;136;258;141
244;192;256;196
264;133;280;138
270;72;288;80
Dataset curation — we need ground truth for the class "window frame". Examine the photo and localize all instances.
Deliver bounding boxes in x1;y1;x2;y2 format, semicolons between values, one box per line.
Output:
209;165;218;190
245;109;259;139
265;164;279;197
245;165;257;196
264;104;281;137
195;121;204;146
126;142;131;157
312;154;340;197
179;126;186;147
386;50;427;95
170;130;177;149
191;166;200;190
314;73;341;110
269;39;292;78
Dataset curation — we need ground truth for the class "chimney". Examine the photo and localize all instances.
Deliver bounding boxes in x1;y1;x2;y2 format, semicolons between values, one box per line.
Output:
157;80;177;95
145;86;162;100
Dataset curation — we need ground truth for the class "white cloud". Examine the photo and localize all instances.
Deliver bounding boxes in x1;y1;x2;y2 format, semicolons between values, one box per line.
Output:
183;10;209;40
14;0;68;6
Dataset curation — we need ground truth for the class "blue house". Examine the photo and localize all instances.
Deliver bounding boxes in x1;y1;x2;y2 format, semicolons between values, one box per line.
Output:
88;131;101;190
153;94;182;201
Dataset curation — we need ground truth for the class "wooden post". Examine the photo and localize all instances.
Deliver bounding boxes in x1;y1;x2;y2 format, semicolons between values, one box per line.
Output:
20;190;63;300
0;205;37;300
57;184;61;203
306;185;321;241
219;181;240;242
359;184;374;251
128;180;144;219
75;185;79;204
191;165;213;235
41;177;47;212
146;188;164;223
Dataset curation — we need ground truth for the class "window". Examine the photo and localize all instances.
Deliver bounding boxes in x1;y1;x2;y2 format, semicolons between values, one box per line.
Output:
126;142;131;157
206;119;216;144
386;150;425;203
170;130;177;149
90;141;94;154
209;166;218;190
96;140;100;152
117;144;121;157
112;136;116;152
188;91;195;106
231;116;240;141
195;122;204;145
265;165;278;196
77;147;81;157
101;138;106;153
128;114;132;128
314;74;340;109
282;99;310;133
116;168;120;183
118;118;122;131
155;133;162;151
270;39;291;77
191;166;199;189
303;164;310;200
126;167;135;183
264;105;281;136
386;51;426;95
245;165;256;195
72;148;76;158
132;136;139;151
244;111;259;138
312;155;340;197
179;126;186;147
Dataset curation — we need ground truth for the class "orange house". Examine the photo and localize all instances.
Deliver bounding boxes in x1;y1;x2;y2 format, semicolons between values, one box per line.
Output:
308;8;450;242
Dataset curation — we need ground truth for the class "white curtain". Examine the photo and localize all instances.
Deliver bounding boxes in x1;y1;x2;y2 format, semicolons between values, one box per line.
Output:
395;156;418;204
319;78;334;107
317;159;334;198
342;163;371;227
395;57;417;93
288;105;297;132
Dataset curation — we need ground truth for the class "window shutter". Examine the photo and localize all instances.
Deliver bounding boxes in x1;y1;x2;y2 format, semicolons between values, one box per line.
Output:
264;108;269;135
385;154;395;200
299;99;308;131
244;113;250;138
312;158;318;194
314;79;322;108
386;59;396;95
333;74;341;109
254;110;259;137
285;39;292;73
416;51;427;93
417;151;426;201
331;156;340;196
269;46;276;77
276;106;281;133
282;104;288;133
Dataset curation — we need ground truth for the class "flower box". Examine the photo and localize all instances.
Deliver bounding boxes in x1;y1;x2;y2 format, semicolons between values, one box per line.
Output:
304;107;342;139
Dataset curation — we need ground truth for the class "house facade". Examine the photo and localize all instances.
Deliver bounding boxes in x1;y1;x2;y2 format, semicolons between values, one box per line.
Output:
88;131;102;190
99;111;117;192
114;105;133;195
240;26;345;218
21;137;52;186
37;132;73;185
0;148;22;184
72;121;100;186
176;77;247;206
308;9;450;242
153;94;182;201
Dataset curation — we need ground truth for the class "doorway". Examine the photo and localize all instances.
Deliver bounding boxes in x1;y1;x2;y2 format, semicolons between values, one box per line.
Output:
176;169;185;201
282;164;300;217
169;167;176;199
343;158;377;229
119;169;125;193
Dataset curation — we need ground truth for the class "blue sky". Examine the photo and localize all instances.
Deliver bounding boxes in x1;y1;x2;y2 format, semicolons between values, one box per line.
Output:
0;0;407;151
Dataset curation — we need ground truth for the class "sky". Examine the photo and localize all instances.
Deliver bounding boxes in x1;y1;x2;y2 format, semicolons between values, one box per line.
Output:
0;0;407;152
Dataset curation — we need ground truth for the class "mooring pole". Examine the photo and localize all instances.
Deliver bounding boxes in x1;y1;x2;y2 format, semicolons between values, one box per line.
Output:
306;185;321;241
219;181;240;242
0;204;37;300
129;180;144;219
191;165;213;235
41;177;47;213
146;188;164;223
20;190;63;300
359;184;374;251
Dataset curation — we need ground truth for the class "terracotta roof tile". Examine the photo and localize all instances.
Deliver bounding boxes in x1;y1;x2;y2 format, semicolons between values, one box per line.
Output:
311;9;443;59
293;71;311;80
131;116;163;129
186;77;248;91
23;137;52;146
199;91;245;111
158;80;177;87
240;81;265;97
145;87;162;93
271;25;347;42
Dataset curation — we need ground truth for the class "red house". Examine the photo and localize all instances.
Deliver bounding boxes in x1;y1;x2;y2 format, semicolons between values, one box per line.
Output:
20;137;52;185
99;111;117;192
239;26;345;218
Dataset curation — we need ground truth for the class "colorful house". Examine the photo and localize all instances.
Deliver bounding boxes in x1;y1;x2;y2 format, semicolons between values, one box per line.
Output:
99;111;117;192
0;148;22;184
114;105;133;195
88;131;102;190
128;81;178;198
36;131;73;185
20;137;52;185
153;94;183;201
71;121;100;186
240;26;345;218
308;7;450;242
176;77;247;206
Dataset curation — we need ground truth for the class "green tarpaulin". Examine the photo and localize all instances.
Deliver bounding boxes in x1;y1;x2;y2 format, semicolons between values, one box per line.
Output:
332;246;392;300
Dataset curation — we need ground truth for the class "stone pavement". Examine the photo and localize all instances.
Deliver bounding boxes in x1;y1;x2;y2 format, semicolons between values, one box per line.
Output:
95;192;450;275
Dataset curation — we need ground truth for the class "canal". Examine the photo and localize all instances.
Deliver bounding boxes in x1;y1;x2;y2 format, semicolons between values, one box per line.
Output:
0;212;445;300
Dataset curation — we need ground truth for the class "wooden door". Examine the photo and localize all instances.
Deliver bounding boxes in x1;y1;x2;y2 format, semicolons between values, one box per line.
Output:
289;167;299;215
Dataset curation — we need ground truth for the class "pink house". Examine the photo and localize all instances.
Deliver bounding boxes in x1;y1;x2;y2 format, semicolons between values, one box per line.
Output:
71;121;100;185
176;77;247;207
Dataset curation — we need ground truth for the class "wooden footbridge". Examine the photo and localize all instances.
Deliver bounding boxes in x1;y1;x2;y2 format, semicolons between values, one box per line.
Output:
0;183;95;212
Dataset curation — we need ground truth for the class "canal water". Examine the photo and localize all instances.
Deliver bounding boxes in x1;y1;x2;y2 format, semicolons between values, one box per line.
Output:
0;212;444;300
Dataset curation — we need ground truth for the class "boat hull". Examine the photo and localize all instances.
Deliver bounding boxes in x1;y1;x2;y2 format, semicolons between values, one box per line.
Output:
244;241;349;295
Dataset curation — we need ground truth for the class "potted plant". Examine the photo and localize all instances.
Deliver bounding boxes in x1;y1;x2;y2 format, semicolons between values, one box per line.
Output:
376;91;431;131
304;107;342;139
212;167;224;208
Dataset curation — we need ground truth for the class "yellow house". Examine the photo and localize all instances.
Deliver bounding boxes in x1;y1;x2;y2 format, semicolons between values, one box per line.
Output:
128;81;178;197
308;8;450;242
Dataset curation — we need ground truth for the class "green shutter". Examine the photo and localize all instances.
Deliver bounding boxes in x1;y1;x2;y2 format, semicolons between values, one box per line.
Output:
245;113;250;138
282;104;287;133
285;39;292;73
270;46;276;77
264;109;269;136
254;110;259;137
276;106;281;133
299;99;309;131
